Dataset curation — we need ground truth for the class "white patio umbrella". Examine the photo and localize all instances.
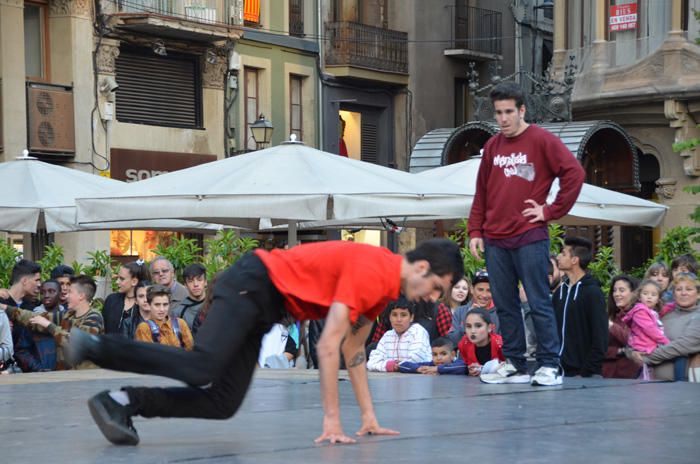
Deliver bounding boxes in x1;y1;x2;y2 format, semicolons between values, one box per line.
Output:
0;154;222;233
417;157;668;227
75;140;472;243
276;156;668;231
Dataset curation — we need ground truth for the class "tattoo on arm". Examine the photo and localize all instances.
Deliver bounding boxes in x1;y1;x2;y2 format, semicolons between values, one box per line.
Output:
351;315;370;335
347;351;366;368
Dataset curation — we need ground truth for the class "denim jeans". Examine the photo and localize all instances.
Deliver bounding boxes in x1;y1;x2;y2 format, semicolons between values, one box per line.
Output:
485;239;560;371
673;357;688;381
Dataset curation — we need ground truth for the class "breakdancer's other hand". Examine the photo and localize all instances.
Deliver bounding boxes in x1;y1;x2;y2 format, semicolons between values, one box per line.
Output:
356;416;400;438
315;418;356;444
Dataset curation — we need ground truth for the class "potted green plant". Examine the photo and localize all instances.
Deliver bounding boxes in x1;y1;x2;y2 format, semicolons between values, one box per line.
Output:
38;243;65;282
86;250;112;300
0;239;21;289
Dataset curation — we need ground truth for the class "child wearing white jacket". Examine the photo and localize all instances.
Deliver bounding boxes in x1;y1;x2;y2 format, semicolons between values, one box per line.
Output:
367;298;432;372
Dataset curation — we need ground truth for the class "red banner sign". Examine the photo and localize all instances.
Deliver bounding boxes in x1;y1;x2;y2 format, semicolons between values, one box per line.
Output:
609;3;638;32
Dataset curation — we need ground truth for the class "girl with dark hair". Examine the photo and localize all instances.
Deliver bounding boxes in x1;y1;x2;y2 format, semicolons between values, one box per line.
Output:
120;280;152;340
103;261;151;335
602;275;641;378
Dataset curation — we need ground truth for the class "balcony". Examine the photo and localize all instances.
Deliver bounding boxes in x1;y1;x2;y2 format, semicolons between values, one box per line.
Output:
445;3;502;61
324;21;408;85
107;0;244;42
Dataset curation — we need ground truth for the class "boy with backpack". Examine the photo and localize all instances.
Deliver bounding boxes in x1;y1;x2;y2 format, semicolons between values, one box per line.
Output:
171;264;207;331
135;285;193;350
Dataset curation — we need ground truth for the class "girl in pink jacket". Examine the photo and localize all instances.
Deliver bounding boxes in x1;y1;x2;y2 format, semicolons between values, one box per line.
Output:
622;280;669;379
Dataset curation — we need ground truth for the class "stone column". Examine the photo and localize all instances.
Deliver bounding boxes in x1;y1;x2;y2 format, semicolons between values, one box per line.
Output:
0;0;27;162
591;0;608;69
48;0;110;263
669;0;684;39
552;0;567;74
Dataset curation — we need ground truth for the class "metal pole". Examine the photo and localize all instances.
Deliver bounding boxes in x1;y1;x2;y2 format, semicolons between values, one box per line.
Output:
288;221;298;248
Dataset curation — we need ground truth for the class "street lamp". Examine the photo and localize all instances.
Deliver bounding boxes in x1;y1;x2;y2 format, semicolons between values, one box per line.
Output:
250;113;274;149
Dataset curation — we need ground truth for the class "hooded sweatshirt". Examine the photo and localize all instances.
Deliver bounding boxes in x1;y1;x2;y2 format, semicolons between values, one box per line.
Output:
622;303;669;354
552;273;608;377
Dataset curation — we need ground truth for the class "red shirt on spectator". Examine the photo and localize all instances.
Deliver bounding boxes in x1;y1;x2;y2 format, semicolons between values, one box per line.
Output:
255;241;402;324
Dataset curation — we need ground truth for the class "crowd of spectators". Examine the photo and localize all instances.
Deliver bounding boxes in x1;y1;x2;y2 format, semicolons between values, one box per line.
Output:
0;246;698;383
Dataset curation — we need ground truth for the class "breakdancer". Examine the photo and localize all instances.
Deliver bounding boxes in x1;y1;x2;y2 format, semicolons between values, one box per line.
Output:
67;239;463;445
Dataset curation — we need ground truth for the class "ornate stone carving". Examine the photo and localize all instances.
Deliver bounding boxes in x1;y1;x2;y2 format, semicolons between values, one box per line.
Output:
665;99;700;177
95;40;120;74
655;178;677;199
467;56;577;124
49;0;91;18
202;48;228;90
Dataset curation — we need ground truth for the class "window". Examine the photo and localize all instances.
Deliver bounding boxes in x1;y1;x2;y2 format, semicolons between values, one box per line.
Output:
24;2;49;80
115;46;202;128
244;67;259;150
289;75;303;141
289;0;304;36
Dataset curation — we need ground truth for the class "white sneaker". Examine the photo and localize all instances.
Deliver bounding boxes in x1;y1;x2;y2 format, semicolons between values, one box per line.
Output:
480;360;531;384
531;366;563;386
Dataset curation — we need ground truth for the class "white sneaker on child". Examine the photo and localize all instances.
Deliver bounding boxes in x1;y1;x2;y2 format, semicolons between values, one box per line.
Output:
531;366;563;386
480;360;531;384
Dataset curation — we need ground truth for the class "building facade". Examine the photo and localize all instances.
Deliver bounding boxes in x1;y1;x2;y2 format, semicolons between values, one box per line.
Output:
552;0;700;266
0;0;321;261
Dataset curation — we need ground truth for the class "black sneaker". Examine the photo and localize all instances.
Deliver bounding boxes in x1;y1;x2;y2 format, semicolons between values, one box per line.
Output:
65;328;99;367
88;390;140;446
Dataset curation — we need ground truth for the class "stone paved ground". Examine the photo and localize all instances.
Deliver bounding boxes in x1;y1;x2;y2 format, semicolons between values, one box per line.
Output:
2;369;699;464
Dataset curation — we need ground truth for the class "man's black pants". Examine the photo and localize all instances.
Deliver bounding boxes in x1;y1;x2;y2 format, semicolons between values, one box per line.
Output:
90;253;285;419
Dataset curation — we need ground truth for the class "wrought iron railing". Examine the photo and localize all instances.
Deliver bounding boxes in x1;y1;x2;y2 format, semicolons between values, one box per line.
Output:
289;0;304;36
115;0;221;24
325;21;408;74
450;2;502;55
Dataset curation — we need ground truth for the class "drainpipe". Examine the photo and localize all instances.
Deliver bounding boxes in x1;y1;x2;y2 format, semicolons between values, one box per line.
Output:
316;0;324;149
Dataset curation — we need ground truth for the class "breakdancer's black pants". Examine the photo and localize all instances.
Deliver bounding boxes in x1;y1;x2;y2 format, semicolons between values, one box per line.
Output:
90;253;285;419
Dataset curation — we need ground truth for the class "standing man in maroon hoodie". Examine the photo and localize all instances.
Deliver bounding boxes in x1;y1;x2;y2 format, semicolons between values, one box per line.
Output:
469;82;585;386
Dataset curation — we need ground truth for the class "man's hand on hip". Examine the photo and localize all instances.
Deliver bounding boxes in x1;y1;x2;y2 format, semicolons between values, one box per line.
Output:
522;199;546;223
469;238;484;259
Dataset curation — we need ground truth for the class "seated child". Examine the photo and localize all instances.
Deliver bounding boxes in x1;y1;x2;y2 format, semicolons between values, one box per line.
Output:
457;308;505;377
135;285;193;350
399;337;463;375
367;298;431;372
402;310;505;376
622;279;668;379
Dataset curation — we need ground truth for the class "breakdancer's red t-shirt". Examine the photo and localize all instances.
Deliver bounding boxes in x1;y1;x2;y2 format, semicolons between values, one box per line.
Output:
255;241;402;324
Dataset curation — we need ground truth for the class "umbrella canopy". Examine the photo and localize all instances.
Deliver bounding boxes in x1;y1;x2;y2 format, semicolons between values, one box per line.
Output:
273;156;668;231
75;141;471;227
0;156;221;233
417;157;668;227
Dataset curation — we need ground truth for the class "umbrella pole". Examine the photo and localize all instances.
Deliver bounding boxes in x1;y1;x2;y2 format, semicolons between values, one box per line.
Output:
288;221;298;248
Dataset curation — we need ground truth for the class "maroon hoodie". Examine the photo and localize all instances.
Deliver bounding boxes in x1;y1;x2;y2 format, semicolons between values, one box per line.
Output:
469;124;585;240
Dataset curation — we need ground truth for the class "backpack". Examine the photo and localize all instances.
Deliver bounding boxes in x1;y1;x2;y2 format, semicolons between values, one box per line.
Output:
147;318;185;348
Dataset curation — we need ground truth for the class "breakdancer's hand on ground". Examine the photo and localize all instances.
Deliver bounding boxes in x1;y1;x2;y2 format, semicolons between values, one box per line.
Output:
315;418;356;444
356;417;400;438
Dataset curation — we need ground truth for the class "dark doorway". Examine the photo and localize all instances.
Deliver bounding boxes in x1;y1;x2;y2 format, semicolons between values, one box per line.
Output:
621;150;660;272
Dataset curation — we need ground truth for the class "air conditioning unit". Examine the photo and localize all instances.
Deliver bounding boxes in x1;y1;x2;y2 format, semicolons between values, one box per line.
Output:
27;83;75;155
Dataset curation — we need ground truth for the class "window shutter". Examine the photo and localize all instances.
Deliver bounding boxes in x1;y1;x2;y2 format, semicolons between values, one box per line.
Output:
116;47;202;128
361;115;379;164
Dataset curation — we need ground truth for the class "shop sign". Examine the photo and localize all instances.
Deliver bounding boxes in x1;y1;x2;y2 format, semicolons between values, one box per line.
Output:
609;3;638;32
110;149;217;182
